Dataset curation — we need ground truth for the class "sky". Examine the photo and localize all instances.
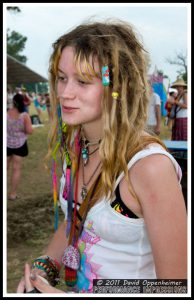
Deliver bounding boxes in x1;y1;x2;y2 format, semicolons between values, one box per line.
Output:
5;3;190;85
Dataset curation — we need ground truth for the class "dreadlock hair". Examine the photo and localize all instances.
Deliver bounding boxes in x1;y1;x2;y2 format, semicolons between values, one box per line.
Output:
47;18;166;201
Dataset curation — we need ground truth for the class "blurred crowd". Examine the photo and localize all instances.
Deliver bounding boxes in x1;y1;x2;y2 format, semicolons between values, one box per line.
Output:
147;78;187;141
7;87;51;123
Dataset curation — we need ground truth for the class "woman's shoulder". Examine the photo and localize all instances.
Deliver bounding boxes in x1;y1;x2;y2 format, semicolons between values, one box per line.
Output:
129;143;167;168
127;138;181;176
130;140;171;162
129;143;181;183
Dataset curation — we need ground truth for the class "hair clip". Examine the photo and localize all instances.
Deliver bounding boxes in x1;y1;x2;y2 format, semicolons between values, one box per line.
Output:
102;66;110;86
112;92;119;100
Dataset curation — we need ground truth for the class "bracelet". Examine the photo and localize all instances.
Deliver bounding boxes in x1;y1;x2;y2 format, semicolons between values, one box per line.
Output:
31;256;60;286
39;255;61;272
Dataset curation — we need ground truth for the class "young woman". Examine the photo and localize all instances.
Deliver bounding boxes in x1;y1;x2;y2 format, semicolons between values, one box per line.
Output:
17;19;187;294
7;93;33;200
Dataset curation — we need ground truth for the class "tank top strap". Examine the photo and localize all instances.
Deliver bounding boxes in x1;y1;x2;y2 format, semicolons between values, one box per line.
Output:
114;146;182;192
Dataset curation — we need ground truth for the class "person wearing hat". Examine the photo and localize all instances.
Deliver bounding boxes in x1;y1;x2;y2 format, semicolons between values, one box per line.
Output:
170;78;187;141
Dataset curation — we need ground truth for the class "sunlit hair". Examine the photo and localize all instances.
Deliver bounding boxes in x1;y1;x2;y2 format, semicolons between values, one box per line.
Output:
47;19;166;200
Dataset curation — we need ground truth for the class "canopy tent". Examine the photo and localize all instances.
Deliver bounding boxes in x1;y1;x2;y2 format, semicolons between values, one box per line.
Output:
7;54;48;85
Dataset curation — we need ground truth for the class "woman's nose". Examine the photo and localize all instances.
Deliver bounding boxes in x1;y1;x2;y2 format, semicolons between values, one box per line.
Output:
59;81;76;100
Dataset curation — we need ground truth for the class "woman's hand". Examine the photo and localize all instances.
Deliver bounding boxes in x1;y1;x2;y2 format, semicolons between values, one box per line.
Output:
16;262;47;293
29;272;65;293
16;263;65;293
17;263;35;293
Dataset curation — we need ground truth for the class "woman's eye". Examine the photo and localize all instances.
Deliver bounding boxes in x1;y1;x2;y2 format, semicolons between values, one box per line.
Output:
78;80;87;84
57;75;66;82
78;79;91;85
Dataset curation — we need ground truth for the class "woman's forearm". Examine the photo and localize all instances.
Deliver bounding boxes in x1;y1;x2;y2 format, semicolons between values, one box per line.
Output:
44;221;68;265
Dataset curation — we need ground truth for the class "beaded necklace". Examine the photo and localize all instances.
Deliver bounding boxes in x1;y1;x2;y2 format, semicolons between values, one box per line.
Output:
51;106;102;286
81;136;101;166
62;130;102;287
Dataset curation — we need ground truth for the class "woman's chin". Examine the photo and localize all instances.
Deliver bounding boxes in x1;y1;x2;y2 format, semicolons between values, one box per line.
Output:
62;118;81;126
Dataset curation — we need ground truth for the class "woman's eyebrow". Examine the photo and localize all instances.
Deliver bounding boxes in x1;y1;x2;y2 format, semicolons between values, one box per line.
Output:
57;68;65;74
57;68;80;76
57;68;99;78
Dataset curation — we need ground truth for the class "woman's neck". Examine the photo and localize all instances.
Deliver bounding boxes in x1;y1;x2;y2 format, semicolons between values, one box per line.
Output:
81;123;103;142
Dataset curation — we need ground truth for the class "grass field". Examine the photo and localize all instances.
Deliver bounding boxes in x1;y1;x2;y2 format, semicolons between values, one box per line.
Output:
6;105;172;293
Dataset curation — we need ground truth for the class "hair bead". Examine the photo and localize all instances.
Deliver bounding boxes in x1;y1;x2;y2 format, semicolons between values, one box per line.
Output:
112;92;119;100
102;66;110;86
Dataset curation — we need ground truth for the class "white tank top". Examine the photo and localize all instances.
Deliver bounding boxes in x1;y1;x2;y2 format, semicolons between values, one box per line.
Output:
59;146;182;292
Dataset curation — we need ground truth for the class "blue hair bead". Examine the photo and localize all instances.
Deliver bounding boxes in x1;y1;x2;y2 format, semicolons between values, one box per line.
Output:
102;66;110;86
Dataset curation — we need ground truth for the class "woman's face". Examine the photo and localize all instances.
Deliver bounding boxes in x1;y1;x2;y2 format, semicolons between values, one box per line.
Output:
57;46;104;127
175;86;184;94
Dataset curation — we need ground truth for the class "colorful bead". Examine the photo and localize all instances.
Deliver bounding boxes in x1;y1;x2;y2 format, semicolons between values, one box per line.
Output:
102;66;110;86
112;92;119;100
81;147;89;166
82;148;88;159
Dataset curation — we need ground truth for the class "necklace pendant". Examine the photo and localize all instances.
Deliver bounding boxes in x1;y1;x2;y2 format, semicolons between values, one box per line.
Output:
81;186;87;201
82;148;89;166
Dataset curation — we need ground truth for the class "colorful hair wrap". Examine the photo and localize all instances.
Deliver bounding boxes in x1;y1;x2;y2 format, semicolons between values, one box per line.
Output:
66;132;80;238
51;104;63;231
102;66;110;86
52;159;58;232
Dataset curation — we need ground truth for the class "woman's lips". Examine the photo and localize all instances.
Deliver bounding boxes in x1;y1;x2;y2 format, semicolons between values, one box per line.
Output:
62;106;78;113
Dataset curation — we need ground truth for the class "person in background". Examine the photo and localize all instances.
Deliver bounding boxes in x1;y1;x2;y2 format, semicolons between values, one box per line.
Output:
164;87;178;129
45;93;51;121
17;19;187;294
7;93;33;200
7;87;14;111
21;87;32;113
32;92;43;123
170;78;187;141
147;82;161;135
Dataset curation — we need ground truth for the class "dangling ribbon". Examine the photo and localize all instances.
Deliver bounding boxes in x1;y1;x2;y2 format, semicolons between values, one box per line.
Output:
52;158;59;232
66;132;81;238
51;104;63;231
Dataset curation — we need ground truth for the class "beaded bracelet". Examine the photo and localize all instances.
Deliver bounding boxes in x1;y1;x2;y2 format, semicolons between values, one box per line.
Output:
38;255;61;273
31;256;60;286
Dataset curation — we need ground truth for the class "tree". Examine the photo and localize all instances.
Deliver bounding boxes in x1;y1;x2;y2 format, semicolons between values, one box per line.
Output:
7;7;28;63
7;6;21;13
166;51;187;83
7;29;28;63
